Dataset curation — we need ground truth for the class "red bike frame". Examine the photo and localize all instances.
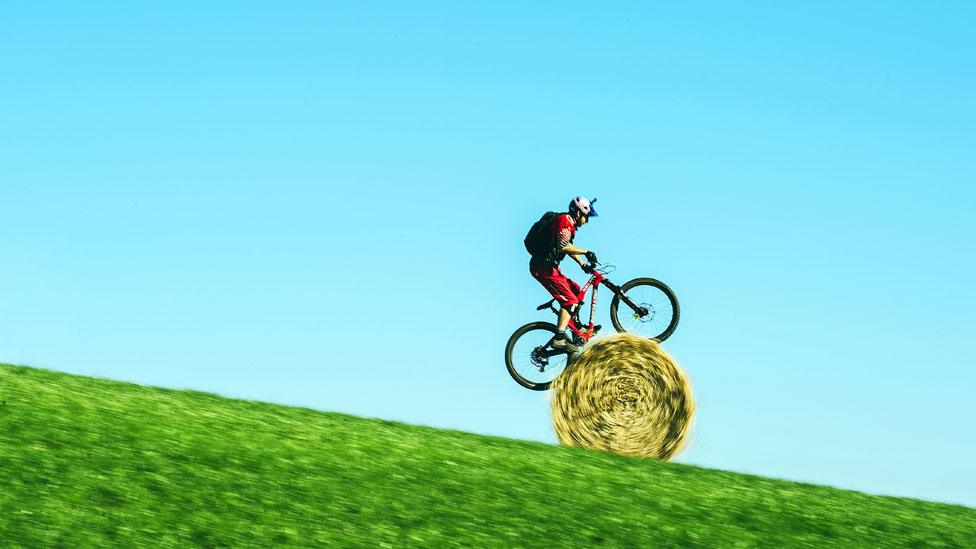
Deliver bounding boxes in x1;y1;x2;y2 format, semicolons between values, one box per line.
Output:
542;269;607;344
569;269;605;341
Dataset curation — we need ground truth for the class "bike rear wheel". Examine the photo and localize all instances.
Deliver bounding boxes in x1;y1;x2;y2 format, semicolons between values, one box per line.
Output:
505;321;571;391
610;278;680;342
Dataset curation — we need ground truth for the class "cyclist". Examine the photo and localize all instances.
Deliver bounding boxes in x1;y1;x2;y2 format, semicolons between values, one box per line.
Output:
529;197;599;353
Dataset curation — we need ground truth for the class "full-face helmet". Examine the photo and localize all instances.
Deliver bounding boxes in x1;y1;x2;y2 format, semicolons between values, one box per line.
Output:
569;196;598;218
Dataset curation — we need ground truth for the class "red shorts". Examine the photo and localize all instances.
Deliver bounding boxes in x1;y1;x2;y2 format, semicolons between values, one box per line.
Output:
530;263;581;309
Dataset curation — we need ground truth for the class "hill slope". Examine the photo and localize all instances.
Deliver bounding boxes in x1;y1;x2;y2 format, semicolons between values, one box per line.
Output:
1;363;973;547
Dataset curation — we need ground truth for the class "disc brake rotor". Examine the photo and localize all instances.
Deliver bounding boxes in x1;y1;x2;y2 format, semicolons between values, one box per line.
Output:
633;303;655;323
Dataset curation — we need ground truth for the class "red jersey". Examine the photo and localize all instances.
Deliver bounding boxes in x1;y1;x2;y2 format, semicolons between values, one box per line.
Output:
528;213;576;268
551;213;577;250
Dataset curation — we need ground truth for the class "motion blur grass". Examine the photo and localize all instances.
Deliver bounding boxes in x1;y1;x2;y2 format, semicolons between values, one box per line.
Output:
1;363;973;547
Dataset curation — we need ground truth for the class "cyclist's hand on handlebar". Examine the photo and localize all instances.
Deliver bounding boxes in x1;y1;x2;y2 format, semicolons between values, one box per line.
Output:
581;263;594;274
585;251;598;265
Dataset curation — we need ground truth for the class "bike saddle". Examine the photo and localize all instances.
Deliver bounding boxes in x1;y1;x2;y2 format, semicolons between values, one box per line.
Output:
536;299;556;311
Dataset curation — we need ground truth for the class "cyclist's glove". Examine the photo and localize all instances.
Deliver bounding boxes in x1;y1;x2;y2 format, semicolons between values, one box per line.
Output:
581;263;594;274
585;251;598;265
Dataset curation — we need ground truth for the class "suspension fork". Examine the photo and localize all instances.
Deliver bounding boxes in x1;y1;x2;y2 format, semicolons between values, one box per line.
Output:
602;278;645;313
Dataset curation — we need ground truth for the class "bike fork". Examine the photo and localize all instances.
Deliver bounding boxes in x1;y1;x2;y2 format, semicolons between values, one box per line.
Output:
604;279;645;315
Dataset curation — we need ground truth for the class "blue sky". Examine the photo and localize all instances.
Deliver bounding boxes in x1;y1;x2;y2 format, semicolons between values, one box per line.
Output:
2;3;974;506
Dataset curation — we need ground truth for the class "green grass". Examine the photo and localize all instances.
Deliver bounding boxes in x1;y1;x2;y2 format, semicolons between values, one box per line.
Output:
1;363;973;548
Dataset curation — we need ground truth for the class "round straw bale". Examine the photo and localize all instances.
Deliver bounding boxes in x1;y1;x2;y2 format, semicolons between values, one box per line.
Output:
551;333;694;460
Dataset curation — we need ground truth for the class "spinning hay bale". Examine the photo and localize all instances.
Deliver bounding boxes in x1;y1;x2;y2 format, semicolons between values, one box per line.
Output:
551;333;694;460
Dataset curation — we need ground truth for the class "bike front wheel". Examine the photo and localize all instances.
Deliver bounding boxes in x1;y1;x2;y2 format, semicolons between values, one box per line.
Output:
610;278;680;342
505;321;571;391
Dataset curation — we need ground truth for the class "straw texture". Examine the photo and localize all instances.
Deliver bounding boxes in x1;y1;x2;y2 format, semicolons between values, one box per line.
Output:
551;333;694;460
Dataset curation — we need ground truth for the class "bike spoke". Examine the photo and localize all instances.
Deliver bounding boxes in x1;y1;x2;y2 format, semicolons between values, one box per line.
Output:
616;283;676;340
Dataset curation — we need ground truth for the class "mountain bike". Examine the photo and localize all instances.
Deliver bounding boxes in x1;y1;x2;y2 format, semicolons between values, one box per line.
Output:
505;262;679;391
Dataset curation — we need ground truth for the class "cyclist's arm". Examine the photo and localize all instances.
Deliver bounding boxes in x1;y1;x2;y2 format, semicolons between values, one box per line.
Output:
562;244;589;256
555;219;589;267
561;244;590;268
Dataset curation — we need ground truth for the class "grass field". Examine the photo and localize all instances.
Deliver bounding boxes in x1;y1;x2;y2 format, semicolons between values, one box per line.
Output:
1;362;973;547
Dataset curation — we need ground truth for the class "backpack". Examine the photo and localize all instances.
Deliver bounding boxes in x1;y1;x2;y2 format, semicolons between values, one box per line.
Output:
524;211;561;257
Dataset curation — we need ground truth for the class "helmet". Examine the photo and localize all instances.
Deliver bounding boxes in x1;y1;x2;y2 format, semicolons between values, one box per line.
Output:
569;197;598;218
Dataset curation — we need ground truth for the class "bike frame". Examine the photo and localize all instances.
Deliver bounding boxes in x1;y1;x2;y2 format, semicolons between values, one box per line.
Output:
568;270;605;342
543;268;632;344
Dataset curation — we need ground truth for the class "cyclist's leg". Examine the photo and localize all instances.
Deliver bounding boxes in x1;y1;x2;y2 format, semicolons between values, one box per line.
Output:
530;266;580;350
567;277;582;297
531;267;580;317
557;307;572;331
552;306;579;352
565;278;583;327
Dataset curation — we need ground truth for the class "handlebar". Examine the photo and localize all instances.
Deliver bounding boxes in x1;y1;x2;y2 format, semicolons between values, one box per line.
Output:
583;262;615;275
